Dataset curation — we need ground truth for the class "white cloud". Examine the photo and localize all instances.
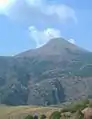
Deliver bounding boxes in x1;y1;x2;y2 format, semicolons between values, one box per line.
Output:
26;0;77;23
68;38;75;44
0;0;77;24
48;5;77;23
28;26;61;48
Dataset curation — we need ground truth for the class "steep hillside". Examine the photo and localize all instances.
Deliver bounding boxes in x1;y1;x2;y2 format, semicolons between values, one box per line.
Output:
0;38;92;105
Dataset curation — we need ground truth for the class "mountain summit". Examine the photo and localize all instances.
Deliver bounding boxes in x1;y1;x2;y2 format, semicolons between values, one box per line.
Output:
16;38;86;57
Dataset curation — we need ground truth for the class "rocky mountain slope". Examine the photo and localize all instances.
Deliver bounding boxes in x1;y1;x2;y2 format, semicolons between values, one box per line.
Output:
0;38;92;105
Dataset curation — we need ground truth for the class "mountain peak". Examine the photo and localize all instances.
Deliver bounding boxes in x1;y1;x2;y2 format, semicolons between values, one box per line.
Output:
16;37;87;57
44;37;75;48
47;37;70;44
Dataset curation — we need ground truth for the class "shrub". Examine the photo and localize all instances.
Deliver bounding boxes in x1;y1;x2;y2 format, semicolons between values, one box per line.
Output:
88;100;92;107
40;114;46;119
61;99;89;113
25;115;34;119
49;111;61;119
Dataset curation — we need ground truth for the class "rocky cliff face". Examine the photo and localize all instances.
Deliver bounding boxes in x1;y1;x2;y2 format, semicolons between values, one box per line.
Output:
0;38;92;105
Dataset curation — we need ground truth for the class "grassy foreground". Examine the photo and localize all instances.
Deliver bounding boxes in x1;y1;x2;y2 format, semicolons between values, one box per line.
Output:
0;105;60;119
0;99;92;119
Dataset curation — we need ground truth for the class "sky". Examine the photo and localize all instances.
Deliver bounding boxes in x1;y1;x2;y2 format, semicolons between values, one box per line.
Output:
0;0;92;56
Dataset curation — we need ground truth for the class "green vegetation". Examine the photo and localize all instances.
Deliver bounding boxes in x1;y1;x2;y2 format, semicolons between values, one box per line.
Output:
40;114;46;119
49;111;61;119
25;115;34;119
61;99;89;113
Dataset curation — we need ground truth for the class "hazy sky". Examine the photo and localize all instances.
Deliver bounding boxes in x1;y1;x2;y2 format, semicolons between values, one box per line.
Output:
0;0;92;56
